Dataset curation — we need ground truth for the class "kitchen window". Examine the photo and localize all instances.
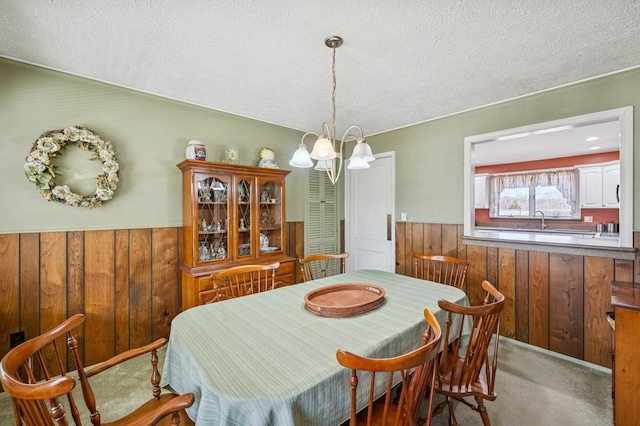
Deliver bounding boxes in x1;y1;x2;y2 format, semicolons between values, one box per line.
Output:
489;169;578;219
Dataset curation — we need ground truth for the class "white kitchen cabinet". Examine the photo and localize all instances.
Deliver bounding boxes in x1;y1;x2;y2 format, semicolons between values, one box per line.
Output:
474;174;489;208
579;166;603;208
578;161;620;209
602;163;621;207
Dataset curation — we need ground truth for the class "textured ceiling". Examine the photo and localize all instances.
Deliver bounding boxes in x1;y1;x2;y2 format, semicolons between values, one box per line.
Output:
1;0;640;137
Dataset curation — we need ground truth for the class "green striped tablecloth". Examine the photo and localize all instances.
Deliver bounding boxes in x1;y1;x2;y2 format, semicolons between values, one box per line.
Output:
161;269;468;425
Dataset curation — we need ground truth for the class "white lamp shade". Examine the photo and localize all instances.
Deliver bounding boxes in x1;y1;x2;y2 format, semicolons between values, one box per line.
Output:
310;137;337;160
314;159;333;171
289;145;314;168
347;157;371;169
349;140;375;162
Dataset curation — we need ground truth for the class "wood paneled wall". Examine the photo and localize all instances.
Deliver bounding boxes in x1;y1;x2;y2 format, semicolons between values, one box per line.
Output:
0;228;182;368
396;222;640;368
1;221;637;371
0;223;303;369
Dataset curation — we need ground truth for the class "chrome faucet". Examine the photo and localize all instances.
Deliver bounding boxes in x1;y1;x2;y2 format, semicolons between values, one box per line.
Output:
533;210;546;229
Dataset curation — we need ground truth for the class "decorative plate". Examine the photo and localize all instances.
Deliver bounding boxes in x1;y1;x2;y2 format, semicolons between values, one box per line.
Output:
260;246;279;253
304;283;385;317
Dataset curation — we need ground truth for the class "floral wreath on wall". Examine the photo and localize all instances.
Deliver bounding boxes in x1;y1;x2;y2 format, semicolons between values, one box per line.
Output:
23;126;119;208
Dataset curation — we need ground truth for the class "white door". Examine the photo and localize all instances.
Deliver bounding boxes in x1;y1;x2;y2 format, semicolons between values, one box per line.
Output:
345;152;395;272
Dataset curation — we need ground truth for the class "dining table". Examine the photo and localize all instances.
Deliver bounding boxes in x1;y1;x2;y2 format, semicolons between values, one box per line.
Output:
161;269;469;425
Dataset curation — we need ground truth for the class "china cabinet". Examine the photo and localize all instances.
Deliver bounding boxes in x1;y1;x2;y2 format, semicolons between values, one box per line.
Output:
177;160;295;310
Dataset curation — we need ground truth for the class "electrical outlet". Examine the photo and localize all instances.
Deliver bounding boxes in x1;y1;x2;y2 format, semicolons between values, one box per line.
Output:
584;216;593;223
400;213;407;221
10;330;25;348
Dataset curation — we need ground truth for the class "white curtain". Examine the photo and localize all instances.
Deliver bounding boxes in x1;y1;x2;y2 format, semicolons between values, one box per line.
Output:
489;169;577;216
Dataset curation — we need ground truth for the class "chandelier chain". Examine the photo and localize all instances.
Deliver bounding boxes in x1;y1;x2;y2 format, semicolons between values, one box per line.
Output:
331;43;337;141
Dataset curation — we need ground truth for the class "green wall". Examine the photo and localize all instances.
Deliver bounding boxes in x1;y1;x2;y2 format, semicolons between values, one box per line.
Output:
0;58;308;233
369;68;640;229
2;58;638;233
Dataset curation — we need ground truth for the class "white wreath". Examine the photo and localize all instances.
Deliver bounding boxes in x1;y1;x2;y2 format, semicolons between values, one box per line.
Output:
24;126;119;208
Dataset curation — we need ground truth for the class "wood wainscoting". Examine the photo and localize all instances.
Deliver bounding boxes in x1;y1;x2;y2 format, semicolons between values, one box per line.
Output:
0;223;304;371
395;222;640;368
0;228;182;369
1;222;637;370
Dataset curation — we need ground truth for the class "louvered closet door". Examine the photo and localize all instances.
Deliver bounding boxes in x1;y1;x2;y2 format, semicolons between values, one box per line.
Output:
305;170;339;267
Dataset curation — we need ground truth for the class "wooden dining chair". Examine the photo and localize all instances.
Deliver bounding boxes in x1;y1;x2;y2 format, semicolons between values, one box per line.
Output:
336;308;442;426
412;253;469;290
199;261;281;304
299;252;349;282
0;313;194;426
432;280;505;426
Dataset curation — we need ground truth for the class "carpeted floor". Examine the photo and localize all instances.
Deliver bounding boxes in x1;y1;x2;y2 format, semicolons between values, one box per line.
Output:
0;337;612;425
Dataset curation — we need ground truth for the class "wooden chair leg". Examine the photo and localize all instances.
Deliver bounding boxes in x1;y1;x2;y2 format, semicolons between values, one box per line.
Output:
445;396;458;426
433;399;447;416
475;396;491;426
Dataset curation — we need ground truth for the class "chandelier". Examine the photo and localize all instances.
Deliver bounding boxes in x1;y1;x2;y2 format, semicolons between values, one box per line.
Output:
289;35;375;184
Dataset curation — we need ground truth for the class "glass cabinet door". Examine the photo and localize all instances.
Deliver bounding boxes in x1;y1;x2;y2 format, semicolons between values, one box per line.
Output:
196;175;230;264
236;178;253;259
258;180;283;255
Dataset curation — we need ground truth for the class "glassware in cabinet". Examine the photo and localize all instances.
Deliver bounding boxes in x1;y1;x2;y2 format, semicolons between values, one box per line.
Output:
236;178;253;258
258;179;283;255
196;175;229;262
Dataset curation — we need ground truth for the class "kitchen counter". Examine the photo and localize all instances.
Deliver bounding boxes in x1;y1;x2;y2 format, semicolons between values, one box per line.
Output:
475;226;610;236
464;228;636;260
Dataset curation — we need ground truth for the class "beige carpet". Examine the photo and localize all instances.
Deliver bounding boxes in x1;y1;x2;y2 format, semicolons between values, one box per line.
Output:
0;337;612;425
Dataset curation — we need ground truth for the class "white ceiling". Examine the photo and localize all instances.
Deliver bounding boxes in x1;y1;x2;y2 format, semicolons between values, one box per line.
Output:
474;120;621;166
1;0;639;141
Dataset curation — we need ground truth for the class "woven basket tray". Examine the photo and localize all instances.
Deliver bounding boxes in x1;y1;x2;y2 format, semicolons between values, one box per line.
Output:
304;283;385;317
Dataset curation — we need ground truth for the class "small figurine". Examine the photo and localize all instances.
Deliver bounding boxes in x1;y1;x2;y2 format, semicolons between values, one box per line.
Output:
218;242;227;259
198;242;210;261
224;146;239;164
238;184;248;203
258;147;278;169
